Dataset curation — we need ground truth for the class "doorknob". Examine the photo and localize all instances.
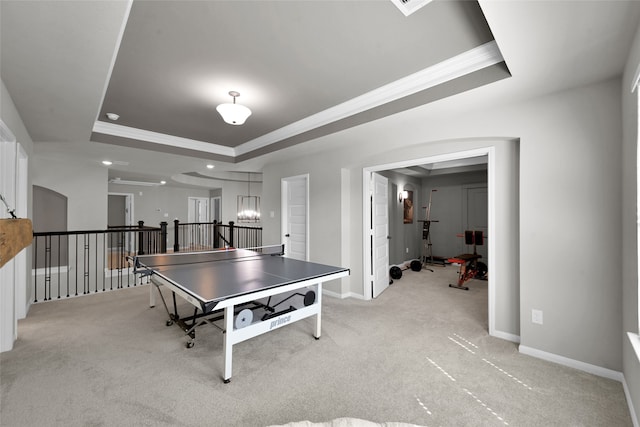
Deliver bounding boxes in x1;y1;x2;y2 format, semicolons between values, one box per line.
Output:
285;234;290;237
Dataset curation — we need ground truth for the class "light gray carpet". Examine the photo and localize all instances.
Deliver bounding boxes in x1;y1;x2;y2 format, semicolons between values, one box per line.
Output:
0;265;632;426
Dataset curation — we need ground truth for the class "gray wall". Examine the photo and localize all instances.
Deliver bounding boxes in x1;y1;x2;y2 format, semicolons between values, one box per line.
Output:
622;22;640;424
33;155;108;230
423;170;488;261
262;77;619;376
379;170;423;265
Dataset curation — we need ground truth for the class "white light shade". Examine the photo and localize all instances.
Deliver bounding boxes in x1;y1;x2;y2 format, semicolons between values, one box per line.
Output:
216;103;252;125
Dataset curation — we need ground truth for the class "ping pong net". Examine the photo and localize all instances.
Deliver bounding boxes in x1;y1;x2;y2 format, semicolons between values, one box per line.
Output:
132;244;285;276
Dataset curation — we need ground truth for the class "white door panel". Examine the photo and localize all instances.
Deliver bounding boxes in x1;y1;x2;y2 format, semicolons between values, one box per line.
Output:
372;173;389;298
282;175;308;261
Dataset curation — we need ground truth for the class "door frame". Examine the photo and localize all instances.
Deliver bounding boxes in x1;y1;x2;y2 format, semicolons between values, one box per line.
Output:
0;119;18;352
371;172;390;298
108;192;135;253
363;147;496;334
281;174;309;260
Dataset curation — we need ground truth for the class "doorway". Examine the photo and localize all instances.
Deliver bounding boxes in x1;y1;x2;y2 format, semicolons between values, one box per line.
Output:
281;174;309;261
188;197;210;249
363;147;499;335
108;193;134;254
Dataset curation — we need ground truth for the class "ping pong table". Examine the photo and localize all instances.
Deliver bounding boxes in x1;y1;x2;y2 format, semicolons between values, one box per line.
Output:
132;245;349;383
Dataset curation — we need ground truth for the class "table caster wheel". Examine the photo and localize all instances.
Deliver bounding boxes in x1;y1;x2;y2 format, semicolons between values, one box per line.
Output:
186;341;194;349
166;320;174;326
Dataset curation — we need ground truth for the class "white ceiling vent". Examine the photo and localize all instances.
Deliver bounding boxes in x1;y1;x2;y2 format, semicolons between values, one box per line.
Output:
389;0;434;16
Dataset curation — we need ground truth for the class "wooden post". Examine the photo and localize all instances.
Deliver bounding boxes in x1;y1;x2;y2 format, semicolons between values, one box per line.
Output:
137;220;145;255
0;218;33;268
173;219;180;252
160;222;167;253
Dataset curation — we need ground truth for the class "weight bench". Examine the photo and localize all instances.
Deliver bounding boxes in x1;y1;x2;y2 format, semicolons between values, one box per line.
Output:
448;230;487;291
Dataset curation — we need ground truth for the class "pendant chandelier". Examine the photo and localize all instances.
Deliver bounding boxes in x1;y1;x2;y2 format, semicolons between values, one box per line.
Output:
237;172;260;223
216;91;252;125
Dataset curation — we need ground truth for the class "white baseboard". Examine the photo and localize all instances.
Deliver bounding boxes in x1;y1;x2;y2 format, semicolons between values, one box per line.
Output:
491;329;520;344
622;376;639;427
322;288;365;300
518;345;624;382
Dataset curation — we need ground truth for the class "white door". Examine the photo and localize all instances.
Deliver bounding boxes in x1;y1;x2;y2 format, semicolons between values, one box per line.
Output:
188;197;209;248
282;175;308;260
372;173;389;298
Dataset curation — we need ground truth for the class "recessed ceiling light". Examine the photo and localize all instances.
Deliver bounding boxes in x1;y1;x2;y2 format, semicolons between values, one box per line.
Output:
160;180;166;185
102;160;113;166
206;164;215;169
106;112;120;121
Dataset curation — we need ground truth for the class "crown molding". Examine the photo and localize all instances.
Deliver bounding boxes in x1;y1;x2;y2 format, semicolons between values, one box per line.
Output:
92;121;235;157
93;40;503;160
234;40;503;156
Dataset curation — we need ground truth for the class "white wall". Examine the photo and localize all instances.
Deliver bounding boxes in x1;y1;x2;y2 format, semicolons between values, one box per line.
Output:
622;22;640;426
261;76;621;373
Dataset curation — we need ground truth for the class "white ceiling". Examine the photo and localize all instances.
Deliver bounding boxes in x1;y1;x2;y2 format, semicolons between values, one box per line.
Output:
2;1;640;187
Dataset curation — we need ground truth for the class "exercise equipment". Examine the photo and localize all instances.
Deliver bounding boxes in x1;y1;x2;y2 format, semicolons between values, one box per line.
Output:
419;189;439;272
448;230;488;291
390;266;403;280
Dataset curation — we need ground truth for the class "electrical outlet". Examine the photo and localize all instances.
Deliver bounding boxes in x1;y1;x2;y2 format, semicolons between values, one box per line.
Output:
532;309;543;325
406;248;409;253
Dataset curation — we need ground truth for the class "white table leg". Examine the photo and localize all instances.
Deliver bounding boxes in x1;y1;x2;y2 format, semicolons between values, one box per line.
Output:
223;304;234;383
149;281;156;307
314;283;322;339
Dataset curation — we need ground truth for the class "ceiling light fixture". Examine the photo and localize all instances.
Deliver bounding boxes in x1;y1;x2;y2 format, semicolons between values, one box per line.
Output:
105;112;120;121
109;178;165;187
216;91;251;125
102;160;113;166
206;164;215;169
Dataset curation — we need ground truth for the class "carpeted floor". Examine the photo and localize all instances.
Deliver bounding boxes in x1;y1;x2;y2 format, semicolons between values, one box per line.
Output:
0;265;633;426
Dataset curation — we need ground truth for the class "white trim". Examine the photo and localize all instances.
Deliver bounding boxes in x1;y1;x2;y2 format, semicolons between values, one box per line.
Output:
0;119;16;143
32;266;70;276
93;121;235;157
518;345;624;382
362;169;373;300
93;41;503;160
622;375;640;427
631;60;640;93
491;330;520;344
236;41;503;157
629;332;640;364
362;146;499;333
281;174;310;261
487;146;496;336
322;288;360;300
